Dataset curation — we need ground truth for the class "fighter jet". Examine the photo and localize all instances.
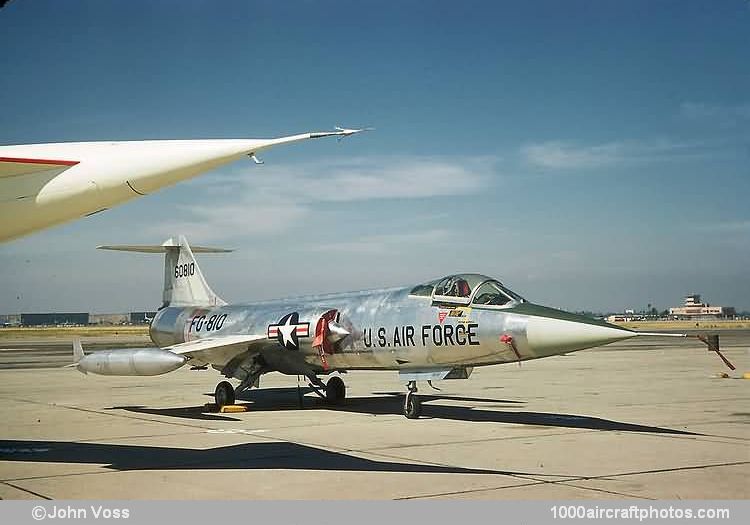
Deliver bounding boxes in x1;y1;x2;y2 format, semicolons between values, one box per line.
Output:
72;236;733;418
0;127;367;242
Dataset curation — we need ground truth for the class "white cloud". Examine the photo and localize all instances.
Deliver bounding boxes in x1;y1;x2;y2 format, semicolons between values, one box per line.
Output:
311;229;454;254
696;220;750;233
521;141;623;169
680;102;750;121
150;155;497;239
520;138;701;170
151;201;309;240
219;155;495;201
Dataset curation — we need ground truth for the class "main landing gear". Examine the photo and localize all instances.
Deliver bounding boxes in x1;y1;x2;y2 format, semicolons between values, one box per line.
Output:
214;375;419;417
213;359;266;408
214;381;235;407
324;376;346;405
404;380;421;419
307;374;347;405
213;374;347;409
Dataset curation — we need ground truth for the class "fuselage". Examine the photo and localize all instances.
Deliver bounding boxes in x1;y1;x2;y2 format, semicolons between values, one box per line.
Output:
149;280;637;377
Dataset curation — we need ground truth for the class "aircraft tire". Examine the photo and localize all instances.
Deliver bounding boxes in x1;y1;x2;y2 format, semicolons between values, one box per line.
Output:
215;381;235;407
404;393;421;419
325;376;346;405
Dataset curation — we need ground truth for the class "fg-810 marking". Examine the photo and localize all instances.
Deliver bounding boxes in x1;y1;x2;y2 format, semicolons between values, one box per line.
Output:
189;313;228;333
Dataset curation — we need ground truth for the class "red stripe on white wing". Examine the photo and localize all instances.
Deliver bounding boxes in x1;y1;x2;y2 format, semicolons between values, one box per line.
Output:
0;157;79;166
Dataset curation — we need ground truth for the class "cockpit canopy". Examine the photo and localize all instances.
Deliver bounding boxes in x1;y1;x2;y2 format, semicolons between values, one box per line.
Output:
409;273;525;307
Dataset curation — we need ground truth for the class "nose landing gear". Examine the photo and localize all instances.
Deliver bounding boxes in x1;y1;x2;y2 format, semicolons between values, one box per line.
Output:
404;380;421;419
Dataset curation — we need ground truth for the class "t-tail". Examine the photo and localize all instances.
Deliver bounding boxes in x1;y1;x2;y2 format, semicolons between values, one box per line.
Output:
97;235;230;308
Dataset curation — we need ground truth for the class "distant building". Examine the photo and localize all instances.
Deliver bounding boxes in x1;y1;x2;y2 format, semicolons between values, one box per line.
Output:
0;314;22;327
606;314;643;323
0;311;158;327
669;294;735;320
20;313;89;326
90;313;129;325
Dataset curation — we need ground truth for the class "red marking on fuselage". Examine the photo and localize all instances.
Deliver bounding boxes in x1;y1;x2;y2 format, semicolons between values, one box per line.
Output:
267;326;309;337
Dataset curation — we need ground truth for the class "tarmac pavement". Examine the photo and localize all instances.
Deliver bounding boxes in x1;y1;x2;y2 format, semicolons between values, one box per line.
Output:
0;332;747;499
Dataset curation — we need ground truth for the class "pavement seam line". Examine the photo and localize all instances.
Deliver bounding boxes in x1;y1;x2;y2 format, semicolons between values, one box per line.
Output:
1;481;52;500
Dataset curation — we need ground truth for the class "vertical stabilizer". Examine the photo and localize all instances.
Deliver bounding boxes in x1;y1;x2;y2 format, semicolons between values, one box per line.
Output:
161;235;227;307
72;338;85;363
97;236;231;307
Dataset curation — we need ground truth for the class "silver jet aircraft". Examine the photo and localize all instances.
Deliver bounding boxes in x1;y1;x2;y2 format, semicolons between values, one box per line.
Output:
73;236;733;418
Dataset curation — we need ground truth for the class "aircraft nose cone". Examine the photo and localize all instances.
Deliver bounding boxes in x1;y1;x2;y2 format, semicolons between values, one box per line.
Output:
527;312;636;356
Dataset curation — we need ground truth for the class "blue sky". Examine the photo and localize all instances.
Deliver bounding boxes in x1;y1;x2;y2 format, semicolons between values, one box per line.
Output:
1;0;748;314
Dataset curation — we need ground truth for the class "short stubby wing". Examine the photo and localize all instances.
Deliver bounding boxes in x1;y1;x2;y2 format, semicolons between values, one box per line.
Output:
165;334;267;369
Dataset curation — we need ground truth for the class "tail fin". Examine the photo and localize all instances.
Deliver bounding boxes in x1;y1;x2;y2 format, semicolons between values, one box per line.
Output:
66;338;86;372
72;338;84;363
98;235;231;308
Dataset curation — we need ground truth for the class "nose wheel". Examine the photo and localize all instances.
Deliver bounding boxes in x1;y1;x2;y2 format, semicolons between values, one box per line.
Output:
214;380;235;407
404;381;421;419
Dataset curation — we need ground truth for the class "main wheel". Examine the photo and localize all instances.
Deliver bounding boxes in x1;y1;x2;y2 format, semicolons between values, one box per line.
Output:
325;376;346;405
404;392;421;419
215;381;235;407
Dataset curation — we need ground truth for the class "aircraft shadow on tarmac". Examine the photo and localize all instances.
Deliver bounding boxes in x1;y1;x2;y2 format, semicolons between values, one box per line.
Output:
0;439;509;475
111;387;696;436
106;405;243;422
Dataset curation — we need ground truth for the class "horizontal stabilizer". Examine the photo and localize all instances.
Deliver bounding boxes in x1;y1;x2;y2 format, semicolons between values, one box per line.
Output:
97;244;232;253
99;235;228;308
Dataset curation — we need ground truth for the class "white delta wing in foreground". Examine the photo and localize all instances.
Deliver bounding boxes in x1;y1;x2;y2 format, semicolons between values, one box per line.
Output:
0;127;368;242
71;236;735;419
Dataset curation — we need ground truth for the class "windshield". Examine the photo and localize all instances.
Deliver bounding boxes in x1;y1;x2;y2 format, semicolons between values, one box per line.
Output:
410;273;525;305
472;281;515;306
409;281;438;297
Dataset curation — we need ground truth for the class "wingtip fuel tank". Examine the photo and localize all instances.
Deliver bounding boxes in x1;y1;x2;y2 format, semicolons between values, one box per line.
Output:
73;346;187;376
